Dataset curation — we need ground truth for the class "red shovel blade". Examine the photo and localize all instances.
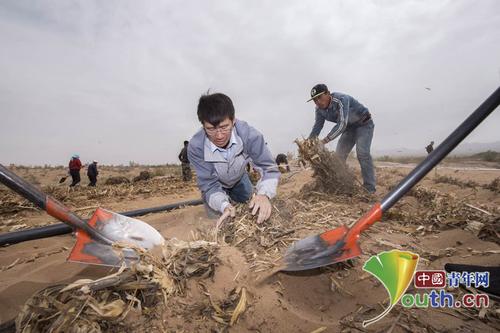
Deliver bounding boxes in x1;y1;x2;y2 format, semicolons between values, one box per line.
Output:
281;225;362;271
68;208;165;266
68;229;125;266
281;204;382;271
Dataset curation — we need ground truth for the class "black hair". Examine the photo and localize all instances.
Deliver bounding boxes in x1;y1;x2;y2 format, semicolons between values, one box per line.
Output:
184;140;189;145
197;93;235;126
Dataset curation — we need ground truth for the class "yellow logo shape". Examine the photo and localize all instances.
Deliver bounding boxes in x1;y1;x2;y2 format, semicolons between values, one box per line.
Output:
362;250;419;327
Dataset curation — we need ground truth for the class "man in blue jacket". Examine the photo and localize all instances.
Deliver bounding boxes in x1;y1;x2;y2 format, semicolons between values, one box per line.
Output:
188;92;280;226
308;83;376;193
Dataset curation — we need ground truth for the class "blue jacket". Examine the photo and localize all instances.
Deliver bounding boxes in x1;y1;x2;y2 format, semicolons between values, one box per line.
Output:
188;119;280;213
309;92;370;142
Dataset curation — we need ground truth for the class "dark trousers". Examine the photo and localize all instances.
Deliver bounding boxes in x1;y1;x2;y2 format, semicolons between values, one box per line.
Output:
224;172;253;202
88;175;97;187
69;170;81;187
181;162;192;181
204;173;253;218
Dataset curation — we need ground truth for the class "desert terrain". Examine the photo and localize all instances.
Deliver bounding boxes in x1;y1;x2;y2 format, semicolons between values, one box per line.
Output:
0;156;499;332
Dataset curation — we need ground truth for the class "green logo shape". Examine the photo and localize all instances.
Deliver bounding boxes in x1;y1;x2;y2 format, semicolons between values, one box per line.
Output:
362;250;419;327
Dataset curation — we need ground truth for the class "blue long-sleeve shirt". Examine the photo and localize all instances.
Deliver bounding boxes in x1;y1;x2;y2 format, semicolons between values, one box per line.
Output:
309;92;370;142
188;119;280;213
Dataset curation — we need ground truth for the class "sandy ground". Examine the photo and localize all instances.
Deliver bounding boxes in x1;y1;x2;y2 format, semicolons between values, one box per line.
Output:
0;161;499;332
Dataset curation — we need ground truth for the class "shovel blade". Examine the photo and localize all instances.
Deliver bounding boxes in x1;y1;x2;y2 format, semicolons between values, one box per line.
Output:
281;225;362;272
68;208;165;267
68;230;128;266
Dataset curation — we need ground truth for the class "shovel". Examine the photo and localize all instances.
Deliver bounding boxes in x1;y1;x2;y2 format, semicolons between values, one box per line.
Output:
58;175;68;184
0;164;165;267
282;86;500;271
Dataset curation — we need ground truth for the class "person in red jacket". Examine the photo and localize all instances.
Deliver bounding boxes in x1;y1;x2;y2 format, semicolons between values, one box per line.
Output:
68;154;82;187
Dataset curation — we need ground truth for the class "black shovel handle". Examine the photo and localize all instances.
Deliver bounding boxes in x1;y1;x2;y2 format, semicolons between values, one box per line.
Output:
381;86;500;212
0;164;112;244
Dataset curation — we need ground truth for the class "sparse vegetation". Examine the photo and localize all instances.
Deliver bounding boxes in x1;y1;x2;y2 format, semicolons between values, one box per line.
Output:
104;176;131;185
375;150;500;166
484;177;500;193
374;155;424;164
434;175;479;189
2;160;499;332
473;150;500;162
151;168;167;177
295;138;360;196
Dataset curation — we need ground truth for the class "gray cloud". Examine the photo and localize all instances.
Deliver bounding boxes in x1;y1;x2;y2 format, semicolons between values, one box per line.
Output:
1;0;499;165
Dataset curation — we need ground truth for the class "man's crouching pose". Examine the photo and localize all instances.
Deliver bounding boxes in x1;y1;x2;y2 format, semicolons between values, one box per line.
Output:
188;92;280;226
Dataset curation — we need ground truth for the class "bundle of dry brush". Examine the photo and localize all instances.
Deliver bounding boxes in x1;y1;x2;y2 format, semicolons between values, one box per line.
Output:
295;138;360;196
15;239;218;333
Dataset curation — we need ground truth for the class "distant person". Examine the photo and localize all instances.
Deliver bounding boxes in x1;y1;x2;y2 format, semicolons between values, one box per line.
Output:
68;154;82;187
178;140;192;181
188;92;280;225
275;153;290;172
308;83;376;193
87;160;99;187
246;162;262;185
426;141;434;154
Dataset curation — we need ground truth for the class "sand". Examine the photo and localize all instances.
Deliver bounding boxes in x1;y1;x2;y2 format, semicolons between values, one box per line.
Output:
1;162;499;332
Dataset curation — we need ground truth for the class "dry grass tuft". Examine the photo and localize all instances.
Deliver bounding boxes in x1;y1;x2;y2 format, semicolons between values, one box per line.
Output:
15;239;218;332
295;139;360;196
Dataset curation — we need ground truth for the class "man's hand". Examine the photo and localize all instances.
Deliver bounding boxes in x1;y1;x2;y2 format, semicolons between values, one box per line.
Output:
249;194;272;224
215;204;235;230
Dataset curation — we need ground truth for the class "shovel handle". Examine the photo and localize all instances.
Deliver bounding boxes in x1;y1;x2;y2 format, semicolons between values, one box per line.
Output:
345;86;500;242
0;164;46;208
0;164;112;245
381;86;500;212
344;203;382;247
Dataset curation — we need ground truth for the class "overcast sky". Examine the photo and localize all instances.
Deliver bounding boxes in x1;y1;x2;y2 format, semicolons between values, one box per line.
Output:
0;0;499;165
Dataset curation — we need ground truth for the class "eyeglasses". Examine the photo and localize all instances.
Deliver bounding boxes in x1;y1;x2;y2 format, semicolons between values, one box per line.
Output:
204;124;232;135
